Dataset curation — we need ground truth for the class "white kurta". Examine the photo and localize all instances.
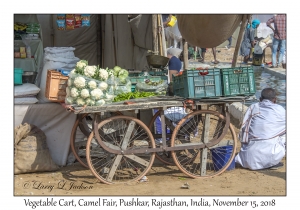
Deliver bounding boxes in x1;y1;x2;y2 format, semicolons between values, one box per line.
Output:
235;135;286;170
235;100;286;170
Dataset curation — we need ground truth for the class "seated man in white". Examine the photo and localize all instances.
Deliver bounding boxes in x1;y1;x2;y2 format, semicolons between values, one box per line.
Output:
235;87;286;170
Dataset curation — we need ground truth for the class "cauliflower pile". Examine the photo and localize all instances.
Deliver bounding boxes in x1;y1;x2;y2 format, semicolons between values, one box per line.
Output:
65;60;131;107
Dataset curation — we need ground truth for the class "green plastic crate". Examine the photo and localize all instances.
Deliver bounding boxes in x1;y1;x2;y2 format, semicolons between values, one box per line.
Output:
14;68;23;85
173;69;222;98
129;70;168;77
148;70;168;76
129;75;168;92
220;66;256;96
129;72;141;77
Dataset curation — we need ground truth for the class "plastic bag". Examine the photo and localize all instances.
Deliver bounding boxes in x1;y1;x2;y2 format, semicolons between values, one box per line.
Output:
20;34;32;58
81;14;91;27
66;14;75;30
114;77;132;95
65;72;111;106
56;14;66;30
136;80;168;95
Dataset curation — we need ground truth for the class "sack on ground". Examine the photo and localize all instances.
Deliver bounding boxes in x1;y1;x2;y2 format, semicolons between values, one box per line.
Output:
14;123;59;174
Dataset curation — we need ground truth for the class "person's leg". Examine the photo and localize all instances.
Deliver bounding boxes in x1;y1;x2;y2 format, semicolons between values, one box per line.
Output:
243;55;250;63
201;51;205;61
212;47;219;63
278;39;286;67
227;36;232;48
272;38;280;67
282;49;286;69
169;70;178;82
199;48;206;62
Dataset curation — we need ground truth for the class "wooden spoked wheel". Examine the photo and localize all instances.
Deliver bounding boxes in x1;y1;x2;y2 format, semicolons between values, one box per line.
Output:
170;110;237;178
148;107;191;165
86;115;156;184
70;112;122;168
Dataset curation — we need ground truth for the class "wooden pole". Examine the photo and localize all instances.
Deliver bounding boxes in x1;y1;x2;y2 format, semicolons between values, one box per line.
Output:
111;14;117;65
183;39;189;70
157;14;163;56
152;15;158;55
232;14;248;67
101;15;105;67
160;15;167;57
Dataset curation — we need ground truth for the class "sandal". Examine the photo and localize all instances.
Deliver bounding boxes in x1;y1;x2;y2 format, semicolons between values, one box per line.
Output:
212;60;220;64
198;58;204;63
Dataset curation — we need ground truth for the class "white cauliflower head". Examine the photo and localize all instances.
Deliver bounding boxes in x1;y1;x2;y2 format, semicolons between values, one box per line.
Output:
90;88;104;100
70;87;80;98
80;89;90;99
85;98;95;106
76;60;88;69
76;98;86;106
74;76;86;88
105;93;115;100
95;99;105;106
98;81;108;91
84;65;97;77
88;80;97;90
99;68;109;81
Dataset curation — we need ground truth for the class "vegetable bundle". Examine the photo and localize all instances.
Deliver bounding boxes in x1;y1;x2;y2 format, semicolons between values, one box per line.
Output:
65;60;131;106
113;91;158;102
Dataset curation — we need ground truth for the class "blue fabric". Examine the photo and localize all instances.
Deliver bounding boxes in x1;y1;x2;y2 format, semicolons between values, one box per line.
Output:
240;27;255;56
272;38;286;66
246;19;261;29
168;56;182;72
251;19;260;29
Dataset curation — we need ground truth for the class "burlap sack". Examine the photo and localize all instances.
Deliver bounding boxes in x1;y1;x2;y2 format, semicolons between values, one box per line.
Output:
177;14;243;47
14;123;59;174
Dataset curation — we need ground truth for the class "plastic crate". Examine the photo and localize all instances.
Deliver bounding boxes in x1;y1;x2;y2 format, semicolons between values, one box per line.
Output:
45;70;68;102
14;68;23;85
220;66;256;96
129;72;142;77
148;70;168;76
173;69;222;98
129;70;168;77
129;75;168;92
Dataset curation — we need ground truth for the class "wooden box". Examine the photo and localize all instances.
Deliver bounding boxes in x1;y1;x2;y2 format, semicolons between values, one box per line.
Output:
45;70;68;102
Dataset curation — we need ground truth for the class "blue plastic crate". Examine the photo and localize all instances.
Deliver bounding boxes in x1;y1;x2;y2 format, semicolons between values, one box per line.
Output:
220;66;256;96
172;69;222;98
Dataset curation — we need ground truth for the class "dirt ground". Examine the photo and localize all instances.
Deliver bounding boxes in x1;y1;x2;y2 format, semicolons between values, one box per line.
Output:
190;46;273;66
14;47;286;196
14;114;286;197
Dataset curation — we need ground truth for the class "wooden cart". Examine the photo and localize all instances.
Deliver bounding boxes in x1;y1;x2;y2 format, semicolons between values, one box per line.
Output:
68;96;249;184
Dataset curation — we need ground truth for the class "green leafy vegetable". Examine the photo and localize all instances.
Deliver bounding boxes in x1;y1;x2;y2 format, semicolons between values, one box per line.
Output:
113;91;158;102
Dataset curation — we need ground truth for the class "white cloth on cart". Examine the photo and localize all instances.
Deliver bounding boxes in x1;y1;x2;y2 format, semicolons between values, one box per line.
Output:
235;99;286;170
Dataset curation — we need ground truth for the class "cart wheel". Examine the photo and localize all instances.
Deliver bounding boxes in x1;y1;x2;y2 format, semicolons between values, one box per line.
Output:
70;112;122;168
170;110;237;178
87;115;156;184
148;107;192;165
